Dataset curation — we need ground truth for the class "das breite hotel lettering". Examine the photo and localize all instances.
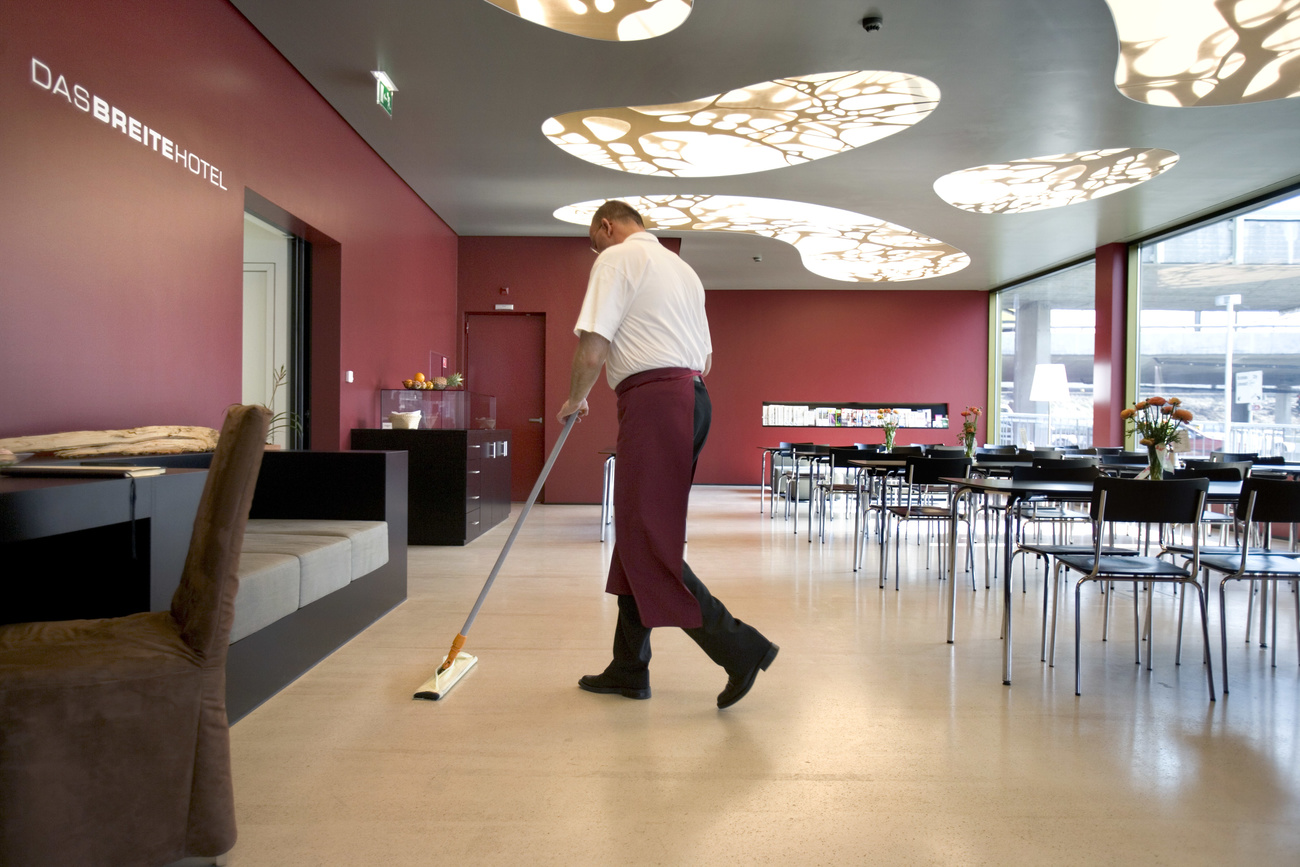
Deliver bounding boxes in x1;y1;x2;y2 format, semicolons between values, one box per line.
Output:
30;57;228;191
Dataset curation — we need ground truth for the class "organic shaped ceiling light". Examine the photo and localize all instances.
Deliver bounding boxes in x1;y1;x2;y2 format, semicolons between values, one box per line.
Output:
555;195;969;283
542;70;940;177
933;148;1180;214
1105;0;1300;106
481;0;691;41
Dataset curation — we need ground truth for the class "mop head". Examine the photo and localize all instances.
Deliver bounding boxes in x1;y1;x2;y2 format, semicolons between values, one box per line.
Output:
413;651;478;701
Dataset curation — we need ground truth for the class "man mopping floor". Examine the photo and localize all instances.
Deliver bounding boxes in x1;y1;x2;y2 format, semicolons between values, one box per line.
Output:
556;200;778;710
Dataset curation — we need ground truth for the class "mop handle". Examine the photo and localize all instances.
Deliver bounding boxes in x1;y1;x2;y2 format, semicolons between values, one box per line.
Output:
455;412;580;638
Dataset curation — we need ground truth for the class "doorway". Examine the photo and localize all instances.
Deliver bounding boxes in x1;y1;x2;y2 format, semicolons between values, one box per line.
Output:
243;212;306;448
466;313;546;501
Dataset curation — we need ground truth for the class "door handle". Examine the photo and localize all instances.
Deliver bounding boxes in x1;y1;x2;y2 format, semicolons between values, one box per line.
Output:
528;418;544;424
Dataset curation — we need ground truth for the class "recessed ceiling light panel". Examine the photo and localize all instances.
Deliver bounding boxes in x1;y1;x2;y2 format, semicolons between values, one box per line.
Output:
543;70;940;177
482;0;691;41
933;148;1179;214
1106;0;1300;106
555;195;969;282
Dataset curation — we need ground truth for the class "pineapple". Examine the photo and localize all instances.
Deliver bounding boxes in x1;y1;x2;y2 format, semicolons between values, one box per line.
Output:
431;376;448;389
446;372;464;389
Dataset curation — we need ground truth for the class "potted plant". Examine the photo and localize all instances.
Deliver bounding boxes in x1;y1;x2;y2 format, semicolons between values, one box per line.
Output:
264;365;303;447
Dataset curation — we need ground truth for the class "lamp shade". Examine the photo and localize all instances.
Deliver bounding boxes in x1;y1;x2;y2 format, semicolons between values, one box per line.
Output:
1030;363;1070;403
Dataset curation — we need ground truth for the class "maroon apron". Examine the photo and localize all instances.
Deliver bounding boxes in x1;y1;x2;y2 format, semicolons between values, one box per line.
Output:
606;367;702;628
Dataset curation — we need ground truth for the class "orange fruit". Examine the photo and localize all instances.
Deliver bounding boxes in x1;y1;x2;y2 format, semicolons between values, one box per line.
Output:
414;372;426;382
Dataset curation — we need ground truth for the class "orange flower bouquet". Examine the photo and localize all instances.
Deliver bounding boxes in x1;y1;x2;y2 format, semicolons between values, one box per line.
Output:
1120;396;1193;480
957;405;982;458
876;408;900;451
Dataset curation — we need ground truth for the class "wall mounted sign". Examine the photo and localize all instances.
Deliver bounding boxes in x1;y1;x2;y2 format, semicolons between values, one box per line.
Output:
29;57;228;192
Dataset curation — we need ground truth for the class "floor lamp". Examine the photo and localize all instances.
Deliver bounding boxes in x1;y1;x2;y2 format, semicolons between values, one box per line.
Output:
1030;363;1070;448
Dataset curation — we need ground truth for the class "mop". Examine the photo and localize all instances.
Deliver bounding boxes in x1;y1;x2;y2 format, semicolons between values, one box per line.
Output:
414;412;580;700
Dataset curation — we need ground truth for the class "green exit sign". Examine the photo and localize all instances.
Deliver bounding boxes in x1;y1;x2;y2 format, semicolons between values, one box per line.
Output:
372;71;397;117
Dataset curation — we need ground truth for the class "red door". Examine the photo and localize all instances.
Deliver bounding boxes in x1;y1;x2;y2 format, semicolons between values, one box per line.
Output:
466;313;546;501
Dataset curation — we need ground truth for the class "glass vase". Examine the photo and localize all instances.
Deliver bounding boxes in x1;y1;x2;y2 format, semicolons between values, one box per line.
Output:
1146;442;1165;481
884;427;896;451
963;432;976;459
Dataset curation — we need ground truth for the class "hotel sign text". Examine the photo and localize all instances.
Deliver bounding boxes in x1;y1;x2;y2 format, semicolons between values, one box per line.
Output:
30;57;228;192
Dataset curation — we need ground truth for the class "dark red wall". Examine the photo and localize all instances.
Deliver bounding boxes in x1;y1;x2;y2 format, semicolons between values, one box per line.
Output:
457;238;990;502
0;1;458;448
457;236;625;504
700;290;990;483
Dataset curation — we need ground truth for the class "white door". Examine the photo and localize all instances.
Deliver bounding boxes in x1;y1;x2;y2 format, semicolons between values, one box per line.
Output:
243;214;292;446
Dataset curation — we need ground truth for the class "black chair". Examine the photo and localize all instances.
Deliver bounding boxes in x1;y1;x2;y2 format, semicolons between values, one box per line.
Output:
1198;477;1300;694
1179;459;1250;479
814;446;867;541
1032;457;1098;470
1100;452;1150;472
927;445;968;456
1008;465;1137;660
1094;447;1126;455
788;444;831;535
880;456;973;590
772;442;812;520
977;445;1017;456
1050;476;1214;699
1168;461;1252;547
1213;451;1258;463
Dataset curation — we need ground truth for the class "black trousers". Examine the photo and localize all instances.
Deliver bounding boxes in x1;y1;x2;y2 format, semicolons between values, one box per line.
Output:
605;378;770;684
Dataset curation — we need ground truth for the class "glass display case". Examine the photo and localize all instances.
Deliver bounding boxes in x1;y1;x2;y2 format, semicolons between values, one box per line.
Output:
378;389;497;430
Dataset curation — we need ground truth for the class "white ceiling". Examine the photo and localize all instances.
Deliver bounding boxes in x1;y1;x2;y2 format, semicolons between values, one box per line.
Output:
229;0;1300;291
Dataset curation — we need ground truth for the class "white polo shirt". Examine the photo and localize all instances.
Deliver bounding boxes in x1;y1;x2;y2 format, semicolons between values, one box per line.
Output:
574;232;712;389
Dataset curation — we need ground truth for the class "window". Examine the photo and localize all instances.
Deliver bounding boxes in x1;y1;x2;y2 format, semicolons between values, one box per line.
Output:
993;261;1096;447
1136;191;1300;459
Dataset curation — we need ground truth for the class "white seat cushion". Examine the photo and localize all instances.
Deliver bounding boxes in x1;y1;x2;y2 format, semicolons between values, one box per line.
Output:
245;519;389;581
240;533;351;606
232;552;301;643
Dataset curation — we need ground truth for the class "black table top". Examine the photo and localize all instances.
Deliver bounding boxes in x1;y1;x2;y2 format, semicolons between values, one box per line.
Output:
940;476;1242;502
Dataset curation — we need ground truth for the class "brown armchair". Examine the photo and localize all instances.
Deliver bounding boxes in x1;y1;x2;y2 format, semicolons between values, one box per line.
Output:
0;404;270;866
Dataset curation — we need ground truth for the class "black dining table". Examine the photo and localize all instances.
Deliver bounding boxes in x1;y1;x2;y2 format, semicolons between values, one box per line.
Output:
939;476;1243;686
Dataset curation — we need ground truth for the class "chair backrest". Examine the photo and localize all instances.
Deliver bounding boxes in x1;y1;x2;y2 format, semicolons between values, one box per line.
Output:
1213;451;1258;463
977;444;1017;455
1025;448;1061;459
828;446;864;470
1032;456;1098;470
1237;476;1300;524
1090;476;1208;525
1181;459;1250;480
1093;446;1125;455
1012;464;1101;483
926;445;967;456
905;455;972;485
1070;447;1099;455
1169;466;1246;481
888;445;925;456
170;404;271;657
1254;455;1286;465
1100;452;1147;465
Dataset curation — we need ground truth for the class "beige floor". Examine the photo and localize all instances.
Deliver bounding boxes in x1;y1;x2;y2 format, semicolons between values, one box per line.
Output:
226;486;1300;866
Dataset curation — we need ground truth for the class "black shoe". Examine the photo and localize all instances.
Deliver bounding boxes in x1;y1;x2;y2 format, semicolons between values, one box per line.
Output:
579;673;651;700
717;643;779;709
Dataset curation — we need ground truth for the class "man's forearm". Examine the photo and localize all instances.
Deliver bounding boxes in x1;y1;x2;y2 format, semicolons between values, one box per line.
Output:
558;331;610;420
